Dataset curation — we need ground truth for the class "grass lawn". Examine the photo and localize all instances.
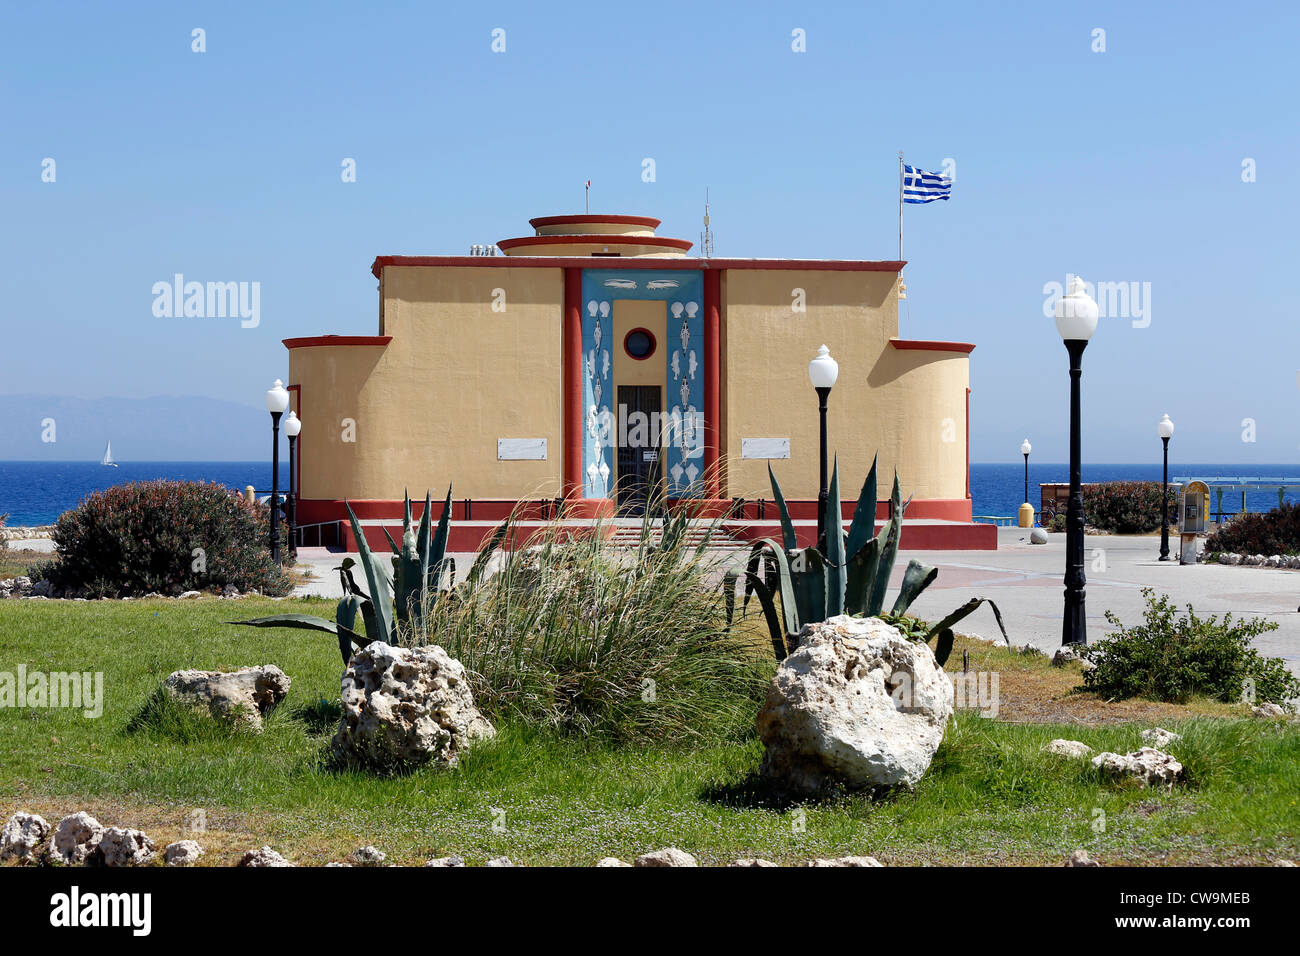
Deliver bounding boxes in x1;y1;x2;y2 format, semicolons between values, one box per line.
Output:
1;597;1297;866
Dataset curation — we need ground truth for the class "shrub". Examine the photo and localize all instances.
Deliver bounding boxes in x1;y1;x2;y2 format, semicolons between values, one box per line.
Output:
1204;504;1300;556
0;512;7;552
51;480;290;598
1081;481;1176;534
1081;589;1297;707
420;515;770;745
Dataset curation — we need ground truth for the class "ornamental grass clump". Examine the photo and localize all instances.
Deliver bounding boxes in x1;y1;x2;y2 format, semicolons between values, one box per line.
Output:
50;480;290;598
420;508;770;745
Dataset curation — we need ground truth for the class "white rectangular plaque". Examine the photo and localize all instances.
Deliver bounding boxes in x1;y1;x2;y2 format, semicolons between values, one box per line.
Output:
498;438;547;460
741;438;790;460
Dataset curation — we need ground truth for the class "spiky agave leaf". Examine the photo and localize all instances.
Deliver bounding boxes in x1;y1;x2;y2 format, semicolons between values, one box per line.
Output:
767;463;797;552
922;597;1010;666
824;457;847;617
844;453;879;561
345;499;396;644
890;559;939;616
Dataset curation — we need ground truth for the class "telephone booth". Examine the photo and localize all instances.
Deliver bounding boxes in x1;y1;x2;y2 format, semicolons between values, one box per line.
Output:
1179;480;1209;565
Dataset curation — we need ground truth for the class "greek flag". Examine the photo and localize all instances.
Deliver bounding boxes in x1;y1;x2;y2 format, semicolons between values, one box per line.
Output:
902;164;952;204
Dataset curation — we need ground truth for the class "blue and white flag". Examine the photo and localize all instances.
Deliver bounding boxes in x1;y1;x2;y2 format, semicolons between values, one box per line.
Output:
902;164;952;203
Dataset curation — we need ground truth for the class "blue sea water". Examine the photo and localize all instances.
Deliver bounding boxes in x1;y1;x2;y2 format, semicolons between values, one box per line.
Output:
0;461;290;526
971;463;1300;522
2;460;1299;527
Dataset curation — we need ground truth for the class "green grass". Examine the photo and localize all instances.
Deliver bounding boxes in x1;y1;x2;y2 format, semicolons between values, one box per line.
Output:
1;597;1297;865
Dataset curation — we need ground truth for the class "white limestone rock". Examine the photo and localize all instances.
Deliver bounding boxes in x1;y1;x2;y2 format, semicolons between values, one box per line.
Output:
757;616;952;795
0;811;50;862
595;857;632;867
238;846;294;867
807;856;884;867
484;856;515;867
635;848;698;867
350;845;386;866
163;665;291;731
423;855;465;867
1065;849;1100;866
729;858;779;867
332;642;495;771
99;827;156;867
1252;702;1288;719
1052;645;1081;666
1044;739;1093;758
1140;727;1181;748
1091;747;1183;787
164;840;204;867
48;812;104;866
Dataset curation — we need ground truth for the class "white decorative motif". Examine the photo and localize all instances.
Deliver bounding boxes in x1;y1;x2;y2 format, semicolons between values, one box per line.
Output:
599;301;610;319
685;301;698;319
671;463;684;484
671;351;680;380
679;319;689;351
688;350;697;380
593;321;602;348
602;349;610;379
679;378;689;409
593;381;602;407
685;463;699;484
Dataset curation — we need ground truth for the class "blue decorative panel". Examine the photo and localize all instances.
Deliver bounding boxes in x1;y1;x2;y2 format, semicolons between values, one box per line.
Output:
580;269;705;498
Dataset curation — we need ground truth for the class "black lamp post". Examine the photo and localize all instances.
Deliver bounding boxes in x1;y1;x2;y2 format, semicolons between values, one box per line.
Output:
1157;414;1174;561
1054;277;1099;645
808;345;839;549
265;379;289;566
285;409;301;558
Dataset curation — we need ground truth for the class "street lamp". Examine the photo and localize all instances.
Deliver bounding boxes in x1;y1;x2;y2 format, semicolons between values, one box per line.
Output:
808;344;839;548
1019;439;1033;528
265;378;289;567
1157;413;1175;561
284;409;301;558
1055;276;1099;645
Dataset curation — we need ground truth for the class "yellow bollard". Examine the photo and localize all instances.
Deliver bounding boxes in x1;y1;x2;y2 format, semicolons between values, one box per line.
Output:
1018;502;1035;528
245;485;256;505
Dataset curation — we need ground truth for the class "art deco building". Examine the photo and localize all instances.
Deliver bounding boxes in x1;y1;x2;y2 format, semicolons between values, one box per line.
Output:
284;212;991;549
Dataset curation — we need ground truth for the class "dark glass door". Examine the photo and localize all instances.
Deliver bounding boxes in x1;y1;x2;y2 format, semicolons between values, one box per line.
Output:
617;385;663;515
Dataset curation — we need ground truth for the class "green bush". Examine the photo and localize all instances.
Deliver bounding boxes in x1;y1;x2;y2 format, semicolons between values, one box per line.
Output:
50;480;290;598
1081;589;1297;707
0;512;7;552
1081;481;1176;534
422;516;769;745
1204;504;1300;556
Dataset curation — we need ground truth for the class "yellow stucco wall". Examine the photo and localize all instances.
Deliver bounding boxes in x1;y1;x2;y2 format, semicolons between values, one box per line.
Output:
721;270;968;503
292;265;565;501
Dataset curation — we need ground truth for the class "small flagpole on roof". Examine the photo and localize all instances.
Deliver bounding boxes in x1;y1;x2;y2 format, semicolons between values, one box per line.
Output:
585;179;590;214
898;151;908;305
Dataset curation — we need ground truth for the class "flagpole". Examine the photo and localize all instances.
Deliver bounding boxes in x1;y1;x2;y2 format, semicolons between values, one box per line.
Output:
898;151;904;266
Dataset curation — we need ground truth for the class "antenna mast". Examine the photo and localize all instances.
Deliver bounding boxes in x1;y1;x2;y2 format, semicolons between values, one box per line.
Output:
700;188;715;258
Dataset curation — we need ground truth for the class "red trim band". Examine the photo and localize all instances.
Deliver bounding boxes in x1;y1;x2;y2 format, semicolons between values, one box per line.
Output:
283;335;392;349
372;256;905;279
563;268;583;497
890;338;976;354
497;234;693;253
703;268;722;498
529;214;661;230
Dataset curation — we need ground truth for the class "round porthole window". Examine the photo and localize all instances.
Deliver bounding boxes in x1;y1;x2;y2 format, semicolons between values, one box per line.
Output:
624;328;656;360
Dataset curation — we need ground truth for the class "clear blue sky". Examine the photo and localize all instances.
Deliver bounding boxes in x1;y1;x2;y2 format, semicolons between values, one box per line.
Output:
2;0;1297;464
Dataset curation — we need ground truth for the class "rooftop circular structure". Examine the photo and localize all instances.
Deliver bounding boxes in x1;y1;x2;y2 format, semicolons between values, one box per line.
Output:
500;213;691;257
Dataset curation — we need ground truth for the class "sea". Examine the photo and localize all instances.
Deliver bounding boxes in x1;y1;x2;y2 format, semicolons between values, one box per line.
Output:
2;460;1300;527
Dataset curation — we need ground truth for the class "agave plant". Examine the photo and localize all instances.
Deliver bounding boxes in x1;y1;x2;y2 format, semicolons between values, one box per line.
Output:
743;455;1008;665
233;487;469;664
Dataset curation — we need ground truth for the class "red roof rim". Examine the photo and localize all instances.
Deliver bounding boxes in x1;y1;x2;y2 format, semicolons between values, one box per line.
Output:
497;234;693;251
528;214;662;229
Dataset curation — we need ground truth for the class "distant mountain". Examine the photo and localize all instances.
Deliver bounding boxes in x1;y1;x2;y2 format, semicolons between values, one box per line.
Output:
0;394;275;460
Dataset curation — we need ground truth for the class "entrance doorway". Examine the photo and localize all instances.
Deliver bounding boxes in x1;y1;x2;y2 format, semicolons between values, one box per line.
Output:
616;385;663;515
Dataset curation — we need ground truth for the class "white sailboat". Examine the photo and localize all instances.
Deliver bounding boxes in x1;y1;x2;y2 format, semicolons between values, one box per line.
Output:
101;441;118;467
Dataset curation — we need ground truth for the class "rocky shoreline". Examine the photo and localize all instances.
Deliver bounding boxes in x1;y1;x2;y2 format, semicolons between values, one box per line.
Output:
0;527;54;542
